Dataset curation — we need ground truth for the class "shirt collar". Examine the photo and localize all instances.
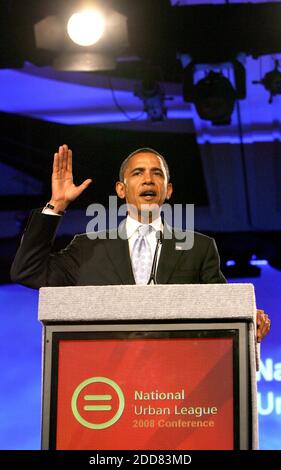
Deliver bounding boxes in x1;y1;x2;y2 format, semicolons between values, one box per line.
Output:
126;215;163;239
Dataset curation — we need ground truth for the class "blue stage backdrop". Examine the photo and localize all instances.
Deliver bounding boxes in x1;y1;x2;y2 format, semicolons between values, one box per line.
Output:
0;263;280;450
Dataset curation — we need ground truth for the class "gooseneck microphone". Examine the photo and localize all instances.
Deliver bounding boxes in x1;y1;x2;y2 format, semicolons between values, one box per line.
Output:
147;230;163;285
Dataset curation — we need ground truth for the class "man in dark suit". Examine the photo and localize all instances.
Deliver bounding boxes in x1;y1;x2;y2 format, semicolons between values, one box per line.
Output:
10;144;270;340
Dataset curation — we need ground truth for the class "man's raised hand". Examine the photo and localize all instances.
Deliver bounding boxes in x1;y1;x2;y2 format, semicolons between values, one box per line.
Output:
48;144;92;213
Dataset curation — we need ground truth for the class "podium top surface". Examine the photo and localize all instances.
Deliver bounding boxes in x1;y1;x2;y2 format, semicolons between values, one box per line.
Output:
38;283;256;323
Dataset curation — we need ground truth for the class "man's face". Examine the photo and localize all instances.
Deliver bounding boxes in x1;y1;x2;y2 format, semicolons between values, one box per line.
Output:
115;152;173;221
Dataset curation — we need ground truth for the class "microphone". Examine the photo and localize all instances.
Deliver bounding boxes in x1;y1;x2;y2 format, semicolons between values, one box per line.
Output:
147;230;163;285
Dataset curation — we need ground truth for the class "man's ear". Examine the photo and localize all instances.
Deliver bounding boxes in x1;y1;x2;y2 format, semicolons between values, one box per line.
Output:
115;181;126;199
166;182;173;200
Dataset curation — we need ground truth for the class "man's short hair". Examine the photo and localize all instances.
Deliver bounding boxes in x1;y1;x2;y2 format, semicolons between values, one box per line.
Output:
119;147;170;182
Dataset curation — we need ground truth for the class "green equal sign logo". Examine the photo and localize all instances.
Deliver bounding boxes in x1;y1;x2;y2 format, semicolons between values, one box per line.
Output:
71;376;125;429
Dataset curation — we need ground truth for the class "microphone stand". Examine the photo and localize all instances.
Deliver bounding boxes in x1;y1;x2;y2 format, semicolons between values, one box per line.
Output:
147;231;163;285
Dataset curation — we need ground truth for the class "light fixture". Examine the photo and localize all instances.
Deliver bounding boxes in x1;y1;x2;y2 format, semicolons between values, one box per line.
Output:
183;60;246;125
193;71;236;125
135;79;167;122
34;7;128;71
252;59;281;103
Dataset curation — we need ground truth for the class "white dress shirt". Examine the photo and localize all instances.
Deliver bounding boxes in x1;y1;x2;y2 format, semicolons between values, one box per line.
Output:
42;207;61;216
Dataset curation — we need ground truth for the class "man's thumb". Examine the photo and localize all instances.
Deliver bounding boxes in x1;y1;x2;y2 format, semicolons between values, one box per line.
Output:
77;179;92;194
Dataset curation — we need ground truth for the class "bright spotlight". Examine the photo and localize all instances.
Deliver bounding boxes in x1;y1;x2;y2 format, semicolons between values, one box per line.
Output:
34;7;128;71
67;9;105;47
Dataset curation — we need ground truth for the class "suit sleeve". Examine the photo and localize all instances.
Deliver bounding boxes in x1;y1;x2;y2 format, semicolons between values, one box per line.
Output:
10;209;81;289
200;238;227;284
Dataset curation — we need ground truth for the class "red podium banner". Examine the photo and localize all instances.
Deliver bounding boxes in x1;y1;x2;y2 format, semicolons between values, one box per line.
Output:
52;332;236;450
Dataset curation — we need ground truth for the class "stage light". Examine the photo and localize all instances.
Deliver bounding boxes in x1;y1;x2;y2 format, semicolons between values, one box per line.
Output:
34;7;128;71
67;9;105;47
183;60;246;125
193;71;236;125
135;79;167;122
252;59;281;103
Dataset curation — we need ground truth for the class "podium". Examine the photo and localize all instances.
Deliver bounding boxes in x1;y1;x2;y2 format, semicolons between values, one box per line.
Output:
38;284;259;450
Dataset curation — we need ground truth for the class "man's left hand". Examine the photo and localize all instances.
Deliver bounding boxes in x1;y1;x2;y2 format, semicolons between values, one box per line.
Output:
256;309;271;342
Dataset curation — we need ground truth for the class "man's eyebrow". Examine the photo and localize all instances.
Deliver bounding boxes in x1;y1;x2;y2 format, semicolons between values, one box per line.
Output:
152;167;164;172
130;166;144;173
130;166;164;173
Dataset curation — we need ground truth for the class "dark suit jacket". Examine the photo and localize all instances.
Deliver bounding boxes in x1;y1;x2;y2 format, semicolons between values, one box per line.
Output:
10;210;226;289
